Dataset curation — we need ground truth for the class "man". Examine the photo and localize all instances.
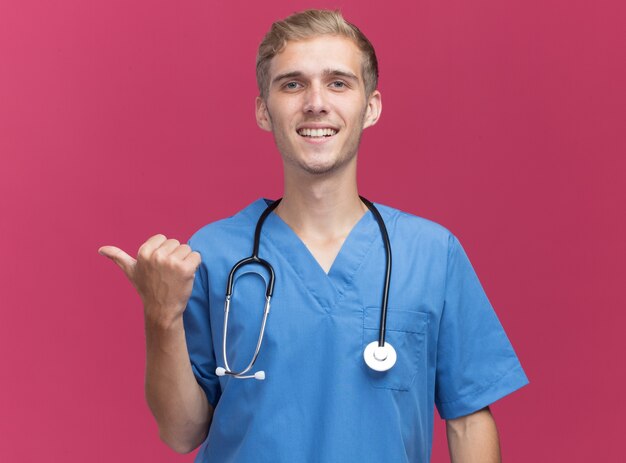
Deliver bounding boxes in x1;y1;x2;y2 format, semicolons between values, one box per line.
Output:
99;9;527;462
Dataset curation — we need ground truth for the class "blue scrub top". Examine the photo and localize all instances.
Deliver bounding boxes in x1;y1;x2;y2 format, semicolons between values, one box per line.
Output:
183;199;528;462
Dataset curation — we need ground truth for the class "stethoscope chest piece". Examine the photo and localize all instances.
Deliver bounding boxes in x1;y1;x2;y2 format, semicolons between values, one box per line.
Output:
363;341;397;372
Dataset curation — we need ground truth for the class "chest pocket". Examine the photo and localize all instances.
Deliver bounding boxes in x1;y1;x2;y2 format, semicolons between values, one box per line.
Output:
362;307;428;391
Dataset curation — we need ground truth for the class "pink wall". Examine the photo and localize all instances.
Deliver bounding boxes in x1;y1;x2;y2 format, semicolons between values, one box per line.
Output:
1;0;624;461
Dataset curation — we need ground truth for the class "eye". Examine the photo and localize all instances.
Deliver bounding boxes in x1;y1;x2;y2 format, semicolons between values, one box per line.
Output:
330;81;347;89
284;81;302;90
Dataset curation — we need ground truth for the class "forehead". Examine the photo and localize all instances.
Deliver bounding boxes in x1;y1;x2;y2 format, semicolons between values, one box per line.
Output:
268;35;363;79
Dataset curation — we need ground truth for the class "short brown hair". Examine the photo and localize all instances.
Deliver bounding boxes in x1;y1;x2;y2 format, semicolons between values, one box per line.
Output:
256;9;379;99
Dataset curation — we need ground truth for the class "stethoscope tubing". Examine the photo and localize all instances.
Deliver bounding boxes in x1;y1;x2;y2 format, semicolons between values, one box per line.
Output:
359;196;391;348
218;196;393;379
225;198;281;299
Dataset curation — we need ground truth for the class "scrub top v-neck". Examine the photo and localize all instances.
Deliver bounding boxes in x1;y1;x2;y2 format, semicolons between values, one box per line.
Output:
262;202;379;311
183;198;528;463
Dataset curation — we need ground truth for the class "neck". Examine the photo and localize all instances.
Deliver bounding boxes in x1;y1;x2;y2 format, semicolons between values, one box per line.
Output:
275;160;367;240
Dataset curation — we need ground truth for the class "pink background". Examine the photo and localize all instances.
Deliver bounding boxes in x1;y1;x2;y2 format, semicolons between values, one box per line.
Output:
1;0;624;461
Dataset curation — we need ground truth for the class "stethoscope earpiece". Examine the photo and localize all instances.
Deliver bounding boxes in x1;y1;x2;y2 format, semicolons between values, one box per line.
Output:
363;341;397;371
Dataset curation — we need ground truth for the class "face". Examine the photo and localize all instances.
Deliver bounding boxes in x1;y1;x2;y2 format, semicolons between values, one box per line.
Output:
256;35;381;176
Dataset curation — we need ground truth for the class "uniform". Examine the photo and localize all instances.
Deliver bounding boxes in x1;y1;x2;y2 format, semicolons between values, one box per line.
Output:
183;198;528;462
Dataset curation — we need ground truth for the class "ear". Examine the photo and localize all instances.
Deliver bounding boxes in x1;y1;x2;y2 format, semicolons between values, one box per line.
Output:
256;96;272;132
362;90;382;129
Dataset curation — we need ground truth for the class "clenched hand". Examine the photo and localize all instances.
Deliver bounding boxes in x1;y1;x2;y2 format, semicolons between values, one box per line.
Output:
98;234;201;326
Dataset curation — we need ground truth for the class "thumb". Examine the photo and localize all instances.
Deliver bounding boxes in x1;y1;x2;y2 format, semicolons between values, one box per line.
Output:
98;245;137;278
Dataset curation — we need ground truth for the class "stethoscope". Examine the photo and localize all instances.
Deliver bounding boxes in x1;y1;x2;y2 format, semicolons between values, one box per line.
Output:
215;197;396;380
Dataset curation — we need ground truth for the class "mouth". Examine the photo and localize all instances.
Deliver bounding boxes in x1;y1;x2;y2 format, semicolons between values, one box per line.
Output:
296;127;339;138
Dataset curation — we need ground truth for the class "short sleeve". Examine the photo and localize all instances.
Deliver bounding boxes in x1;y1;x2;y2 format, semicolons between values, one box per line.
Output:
435;235;528;419
183;237;221;408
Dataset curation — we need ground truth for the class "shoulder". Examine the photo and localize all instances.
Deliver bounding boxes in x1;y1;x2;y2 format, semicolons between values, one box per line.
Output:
187;198;269;253
374;202;456;251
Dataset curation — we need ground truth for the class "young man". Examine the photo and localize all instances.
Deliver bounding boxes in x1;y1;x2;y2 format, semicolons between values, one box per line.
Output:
99;10;527;463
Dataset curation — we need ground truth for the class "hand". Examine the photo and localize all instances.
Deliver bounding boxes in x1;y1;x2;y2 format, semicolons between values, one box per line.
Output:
98;234;202;325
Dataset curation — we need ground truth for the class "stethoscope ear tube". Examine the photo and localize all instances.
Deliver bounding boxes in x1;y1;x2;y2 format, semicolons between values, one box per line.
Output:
217;293;272;380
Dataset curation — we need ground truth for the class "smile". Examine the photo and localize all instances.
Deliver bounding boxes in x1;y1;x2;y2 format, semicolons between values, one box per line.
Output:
297;128;338;138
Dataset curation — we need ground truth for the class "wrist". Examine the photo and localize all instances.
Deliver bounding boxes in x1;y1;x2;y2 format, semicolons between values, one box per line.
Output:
143;306;185;332
144;314;187;356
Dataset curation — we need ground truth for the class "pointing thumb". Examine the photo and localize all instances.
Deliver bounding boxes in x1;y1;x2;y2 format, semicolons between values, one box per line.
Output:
98;245;137;278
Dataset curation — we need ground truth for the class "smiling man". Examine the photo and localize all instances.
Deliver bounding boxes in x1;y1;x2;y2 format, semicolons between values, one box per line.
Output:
257;34;379;181
99;9;527;463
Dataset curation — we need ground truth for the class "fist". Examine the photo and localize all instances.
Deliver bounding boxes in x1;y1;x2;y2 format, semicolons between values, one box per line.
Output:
99;234;202;325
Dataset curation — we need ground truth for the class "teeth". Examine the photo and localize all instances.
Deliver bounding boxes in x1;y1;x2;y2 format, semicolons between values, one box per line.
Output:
298;128;337;137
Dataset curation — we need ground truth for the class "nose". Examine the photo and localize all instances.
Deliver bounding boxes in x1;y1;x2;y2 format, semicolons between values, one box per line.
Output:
303;84;329;115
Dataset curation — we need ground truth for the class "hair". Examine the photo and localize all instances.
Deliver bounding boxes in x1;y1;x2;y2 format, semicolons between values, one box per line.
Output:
256;9;379;100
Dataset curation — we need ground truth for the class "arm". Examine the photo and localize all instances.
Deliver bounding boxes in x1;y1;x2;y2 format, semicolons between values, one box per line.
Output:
144;315;213;453
446;407;501;463
100;234;213;453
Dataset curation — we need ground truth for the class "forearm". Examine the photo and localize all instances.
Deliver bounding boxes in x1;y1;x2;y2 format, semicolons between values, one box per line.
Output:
446;407;501;463
144;314;212;453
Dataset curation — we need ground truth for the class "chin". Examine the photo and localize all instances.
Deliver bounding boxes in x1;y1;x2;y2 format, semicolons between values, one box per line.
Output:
301;165;337;175
298;157;354;176
282;147;357;176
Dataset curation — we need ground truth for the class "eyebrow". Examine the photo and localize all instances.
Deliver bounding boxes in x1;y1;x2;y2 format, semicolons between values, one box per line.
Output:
271;69;360;86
